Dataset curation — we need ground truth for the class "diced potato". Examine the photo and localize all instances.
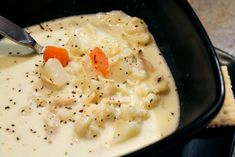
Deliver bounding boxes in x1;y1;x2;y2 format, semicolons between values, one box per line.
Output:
99;11;127;26
74;115;100;138
82;57;99;80
65;36;84;57
124;17;146;34
142;93;160;109
74;115;92;137
131;67;147;80
123;17;152;46
127;33;152;45
66;61;83;77
112;120;141;144
86;123;100;138
89;77;116;102
85;103;116;127
135;83;151;97
100;96;130;106
41;58;68;89
120;105;148;120
153;81;169;95
108;58;131;82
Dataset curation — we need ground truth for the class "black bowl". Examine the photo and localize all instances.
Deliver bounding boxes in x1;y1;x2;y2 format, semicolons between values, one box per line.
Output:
1;0;225;156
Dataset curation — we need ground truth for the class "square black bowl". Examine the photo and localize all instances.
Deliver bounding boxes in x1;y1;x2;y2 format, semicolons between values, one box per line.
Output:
1;0;225;156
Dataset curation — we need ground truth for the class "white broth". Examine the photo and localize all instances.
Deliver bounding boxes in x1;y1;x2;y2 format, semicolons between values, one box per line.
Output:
0;11;180;157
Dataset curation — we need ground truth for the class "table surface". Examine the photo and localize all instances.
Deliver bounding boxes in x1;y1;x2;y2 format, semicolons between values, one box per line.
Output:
187;1;235;156
188;0;235;56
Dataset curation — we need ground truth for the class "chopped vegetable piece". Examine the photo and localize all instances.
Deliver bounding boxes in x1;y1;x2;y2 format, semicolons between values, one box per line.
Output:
89;47;109;76
43;46;69;67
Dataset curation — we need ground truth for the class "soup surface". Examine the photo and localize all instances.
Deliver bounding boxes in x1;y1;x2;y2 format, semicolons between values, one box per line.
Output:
0;11;179;157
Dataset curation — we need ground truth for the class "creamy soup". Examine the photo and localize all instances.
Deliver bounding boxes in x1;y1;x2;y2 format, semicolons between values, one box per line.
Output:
0;11;180;157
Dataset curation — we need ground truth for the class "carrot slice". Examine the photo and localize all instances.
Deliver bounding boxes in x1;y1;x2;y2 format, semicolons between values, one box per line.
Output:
89;47;109;76
43;46;69;67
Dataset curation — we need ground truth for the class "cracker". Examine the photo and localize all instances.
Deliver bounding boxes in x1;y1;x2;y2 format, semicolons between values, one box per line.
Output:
209;66;235;127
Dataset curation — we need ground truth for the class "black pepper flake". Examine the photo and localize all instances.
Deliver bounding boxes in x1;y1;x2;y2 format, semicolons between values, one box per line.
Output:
5;106;10;110
17;52;20;55
18;89;21;92
60;26;63;29
157;77;162;82
171;112;175;116
96;87;100;90
80;53;85;57
79;95;82;98
66;82;70;86
35;89;38;92
39;24;45;30
58;38;62;41
16;137;20;141
79;109;83;113
11;124;15;127
8;52;12;55
46;35;51;38
6;128;10;131
93;134;97;138
35;64;39;67
65;106;72;110
72;91;76;94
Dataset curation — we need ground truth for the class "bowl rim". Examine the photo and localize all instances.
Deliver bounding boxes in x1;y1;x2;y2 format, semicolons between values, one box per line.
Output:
126;0;225;156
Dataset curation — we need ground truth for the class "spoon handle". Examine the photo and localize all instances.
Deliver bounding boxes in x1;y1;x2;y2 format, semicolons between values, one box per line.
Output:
0;16;43;54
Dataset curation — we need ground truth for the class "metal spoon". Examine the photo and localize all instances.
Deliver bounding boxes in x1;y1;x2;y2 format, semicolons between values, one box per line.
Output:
0;16;43;54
